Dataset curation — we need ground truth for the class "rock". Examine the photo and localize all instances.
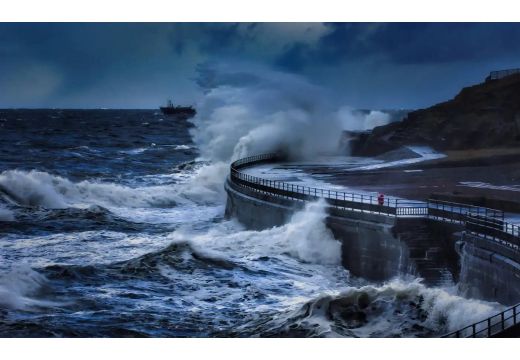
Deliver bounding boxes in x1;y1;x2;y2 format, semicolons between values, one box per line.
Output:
353;74;520;156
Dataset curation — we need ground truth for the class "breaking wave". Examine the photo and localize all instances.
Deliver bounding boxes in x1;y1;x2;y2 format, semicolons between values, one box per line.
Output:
173;199;342;266
191;63;345;162
0;165;227;211
191;63;398;163
0;265;61;311
251;279;503;337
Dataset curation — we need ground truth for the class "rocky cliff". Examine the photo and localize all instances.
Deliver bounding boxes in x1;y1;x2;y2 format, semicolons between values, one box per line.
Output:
352;74;520;156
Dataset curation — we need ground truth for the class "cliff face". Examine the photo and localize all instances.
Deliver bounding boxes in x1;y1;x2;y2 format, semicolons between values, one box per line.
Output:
352;74;520;156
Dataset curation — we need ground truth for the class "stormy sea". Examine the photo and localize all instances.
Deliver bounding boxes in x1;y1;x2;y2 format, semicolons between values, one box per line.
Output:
0;109;502;337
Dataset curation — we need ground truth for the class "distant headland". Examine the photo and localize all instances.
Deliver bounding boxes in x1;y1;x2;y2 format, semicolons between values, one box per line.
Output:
352;69;520;156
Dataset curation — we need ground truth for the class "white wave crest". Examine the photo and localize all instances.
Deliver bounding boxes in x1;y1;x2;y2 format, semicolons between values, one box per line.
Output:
177;199;342;265
191;63;345;162
0;166;228;210
294;278;503;337
0;265;59;310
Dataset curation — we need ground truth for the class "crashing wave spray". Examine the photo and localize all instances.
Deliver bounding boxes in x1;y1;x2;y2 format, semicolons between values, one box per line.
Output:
262;278;504;337
191;63;396;163
0;264;60;310
185;63;397;195
336;106;391;131
177;199;342;265
190;62;347;162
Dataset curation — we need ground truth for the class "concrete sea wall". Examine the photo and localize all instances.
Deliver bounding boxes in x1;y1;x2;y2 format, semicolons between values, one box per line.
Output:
458;233;520;305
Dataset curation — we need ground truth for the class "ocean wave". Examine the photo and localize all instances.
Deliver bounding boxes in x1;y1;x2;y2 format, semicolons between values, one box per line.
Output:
0;169;179;209
117;241;238;275
0;165;227;210
42;240;238;281
263;279;504;337
0;265;62;311
174;199;342;266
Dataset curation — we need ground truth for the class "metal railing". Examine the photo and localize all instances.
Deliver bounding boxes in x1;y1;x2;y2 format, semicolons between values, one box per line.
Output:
487;68;520;81
230;154;426;216
230;154;512;228
465;214;519;251
443;303;520;338
428;199;504;224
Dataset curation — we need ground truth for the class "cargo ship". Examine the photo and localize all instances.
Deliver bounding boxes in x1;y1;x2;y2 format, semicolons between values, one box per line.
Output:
160;100;196;117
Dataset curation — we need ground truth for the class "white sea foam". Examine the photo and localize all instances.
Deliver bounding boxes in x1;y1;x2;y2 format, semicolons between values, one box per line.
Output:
0;166;227;210
0;264;59;310
177;199;342;266
336;107;392;131
349;146;446;171
191;63;350;162
173;145;191;150
288;278;503;337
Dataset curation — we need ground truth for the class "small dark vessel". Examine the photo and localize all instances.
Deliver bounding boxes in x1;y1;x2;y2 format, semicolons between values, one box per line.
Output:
160;99;196;117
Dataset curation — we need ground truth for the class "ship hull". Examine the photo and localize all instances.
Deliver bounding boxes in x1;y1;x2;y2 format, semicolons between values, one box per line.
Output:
160;107;196;117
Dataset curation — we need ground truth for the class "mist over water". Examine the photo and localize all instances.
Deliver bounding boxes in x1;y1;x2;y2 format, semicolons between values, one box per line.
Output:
0;93;501;337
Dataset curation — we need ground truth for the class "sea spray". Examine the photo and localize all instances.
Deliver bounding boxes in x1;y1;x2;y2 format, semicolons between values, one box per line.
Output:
336;106;392;131
190;63;397;163
191;63;345;161
0;264;59;311
276;199;341;264
261;278;504;337
177;199;342;266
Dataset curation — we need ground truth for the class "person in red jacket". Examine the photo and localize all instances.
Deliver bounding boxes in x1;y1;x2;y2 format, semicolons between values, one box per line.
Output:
377;193;385;206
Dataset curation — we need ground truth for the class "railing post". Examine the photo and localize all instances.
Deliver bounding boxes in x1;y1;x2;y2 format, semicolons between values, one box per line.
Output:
487;318;492;337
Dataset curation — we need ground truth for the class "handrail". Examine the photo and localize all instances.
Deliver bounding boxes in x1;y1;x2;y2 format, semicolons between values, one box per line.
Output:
229;153;520;338
443;303;520;338
487;68;520;81
231;154;423;216
230;154;517;246
428;199;504;220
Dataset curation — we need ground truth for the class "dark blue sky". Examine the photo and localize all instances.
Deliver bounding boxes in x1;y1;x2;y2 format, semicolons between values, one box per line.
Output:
1;23;520;109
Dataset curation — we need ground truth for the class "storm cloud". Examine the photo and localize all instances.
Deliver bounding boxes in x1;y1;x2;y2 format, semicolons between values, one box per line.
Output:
1;23;519;109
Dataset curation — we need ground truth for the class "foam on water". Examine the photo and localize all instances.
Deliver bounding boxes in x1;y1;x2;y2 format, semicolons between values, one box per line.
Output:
0;264;61;311
0;161;227;213
348;146;446;171
267;279;503;337
182;199;342;266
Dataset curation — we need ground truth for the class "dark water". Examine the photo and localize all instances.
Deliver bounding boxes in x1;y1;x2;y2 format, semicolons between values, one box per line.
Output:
0;109;502;337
